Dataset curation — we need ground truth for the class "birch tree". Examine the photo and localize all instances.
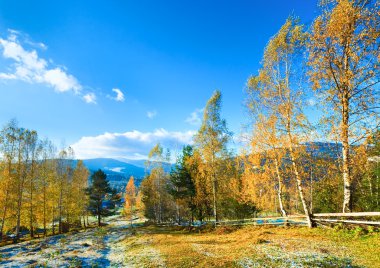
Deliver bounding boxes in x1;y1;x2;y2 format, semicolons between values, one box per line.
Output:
39;139;57;236
249;115;289;216
124;176;137;227
246;17;314;227
0;119;18;239
143;144;172;223
308;0;380;212
194;90;231;224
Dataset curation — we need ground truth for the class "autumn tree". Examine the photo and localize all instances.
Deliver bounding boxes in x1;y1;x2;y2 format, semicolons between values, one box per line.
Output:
0;119;91;239
141;144;173;223
0;119;18;240
187;150;212;222
244;115;289;217
247;17;314;227
72;160;90;227
194;90;232;224
14;128;39;240
38;138;57;236
56;147;75;233
308;0;380;212
367;130;380;210
124;176;137;227
24;129;40;238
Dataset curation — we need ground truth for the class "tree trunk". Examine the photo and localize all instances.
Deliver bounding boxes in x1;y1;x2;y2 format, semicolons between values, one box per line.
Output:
274;158;287;217
29;161;35;238
287;132;313;228
130;204;134;228
190;196;194;225
176;200;180;225
342;92;351;212
97;202;101;227
0;186;10;241
212;178;218;225
15;151;25;241
30;185;34;238
43;181;47;237
310;162;313;214
15;198;22;241
52;207;55;235
58;183;63;234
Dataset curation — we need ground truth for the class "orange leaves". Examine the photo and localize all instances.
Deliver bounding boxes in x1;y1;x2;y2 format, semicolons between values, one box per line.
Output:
327;0;356;41
263;17;307;67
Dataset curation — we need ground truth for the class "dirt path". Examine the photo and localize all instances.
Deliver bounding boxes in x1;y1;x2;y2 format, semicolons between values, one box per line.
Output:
0;216;135;267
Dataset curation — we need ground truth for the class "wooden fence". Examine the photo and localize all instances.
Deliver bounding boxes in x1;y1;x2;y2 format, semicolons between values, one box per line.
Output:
312;212;380;226
215;212;380;227
216;215;308;227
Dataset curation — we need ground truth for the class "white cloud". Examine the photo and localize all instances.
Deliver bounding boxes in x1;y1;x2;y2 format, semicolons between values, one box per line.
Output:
307;98;316;106
147;110;157;119
108;88;125;102
0;29;83;95
8;29;47;50
83;92;97;104
0;73;17;79
71;128;196;159
43;68;81;93
185;108;203;125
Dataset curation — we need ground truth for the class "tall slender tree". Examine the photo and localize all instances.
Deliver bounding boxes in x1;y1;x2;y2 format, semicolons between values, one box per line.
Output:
194;90;231;224
246;17;314;227
249;115;288;217
0;119;18;240
308;0;380;212
143;144;172;223
39;138;57;236
25;130;40;238
72;160;90;227
124;176;137;227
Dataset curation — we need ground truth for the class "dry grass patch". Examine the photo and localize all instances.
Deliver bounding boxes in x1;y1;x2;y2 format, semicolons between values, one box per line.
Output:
120;225;379;268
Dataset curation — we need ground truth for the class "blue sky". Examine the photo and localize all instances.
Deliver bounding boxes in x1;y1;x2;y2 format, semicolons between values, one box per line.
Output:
0;0;319;159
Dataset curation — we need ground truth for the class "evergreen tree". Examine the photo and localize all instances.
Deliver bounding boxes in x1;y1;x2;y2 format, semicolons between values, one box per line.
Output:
87;169;112;226
169;145;196;223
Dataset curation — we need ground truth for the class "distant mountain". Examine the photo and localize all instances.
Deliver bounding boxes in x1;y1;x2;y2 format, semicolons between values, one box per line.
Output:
117;158;173;173
304;142;342;159
80;158;173;191
82;158;145;176
80;158;145;190
117;159;146;168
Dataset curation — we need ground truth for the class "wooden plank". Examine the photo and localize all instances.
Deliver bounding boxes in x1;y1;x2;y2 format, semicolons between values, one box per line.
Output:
216;219;308;226
216;215;306;224
313;218;380;225
313;212;380;217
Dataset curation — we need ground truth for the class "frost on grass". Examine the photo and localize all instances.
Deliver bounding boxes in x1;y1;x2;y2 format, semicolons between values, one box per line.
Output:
191;243;216;257
123;236;166;268
0;217;135;268
237;244;358;268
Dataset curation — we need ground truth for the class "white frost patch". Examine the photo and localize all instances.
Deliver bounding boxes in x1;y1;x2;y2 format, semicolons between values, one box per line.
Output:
192;243;216;257
0;216;134;267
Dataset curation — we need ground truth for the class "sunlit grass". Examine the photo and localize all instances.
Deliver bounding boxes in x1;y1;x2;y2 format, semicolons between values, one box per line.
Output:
121;225;380;268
